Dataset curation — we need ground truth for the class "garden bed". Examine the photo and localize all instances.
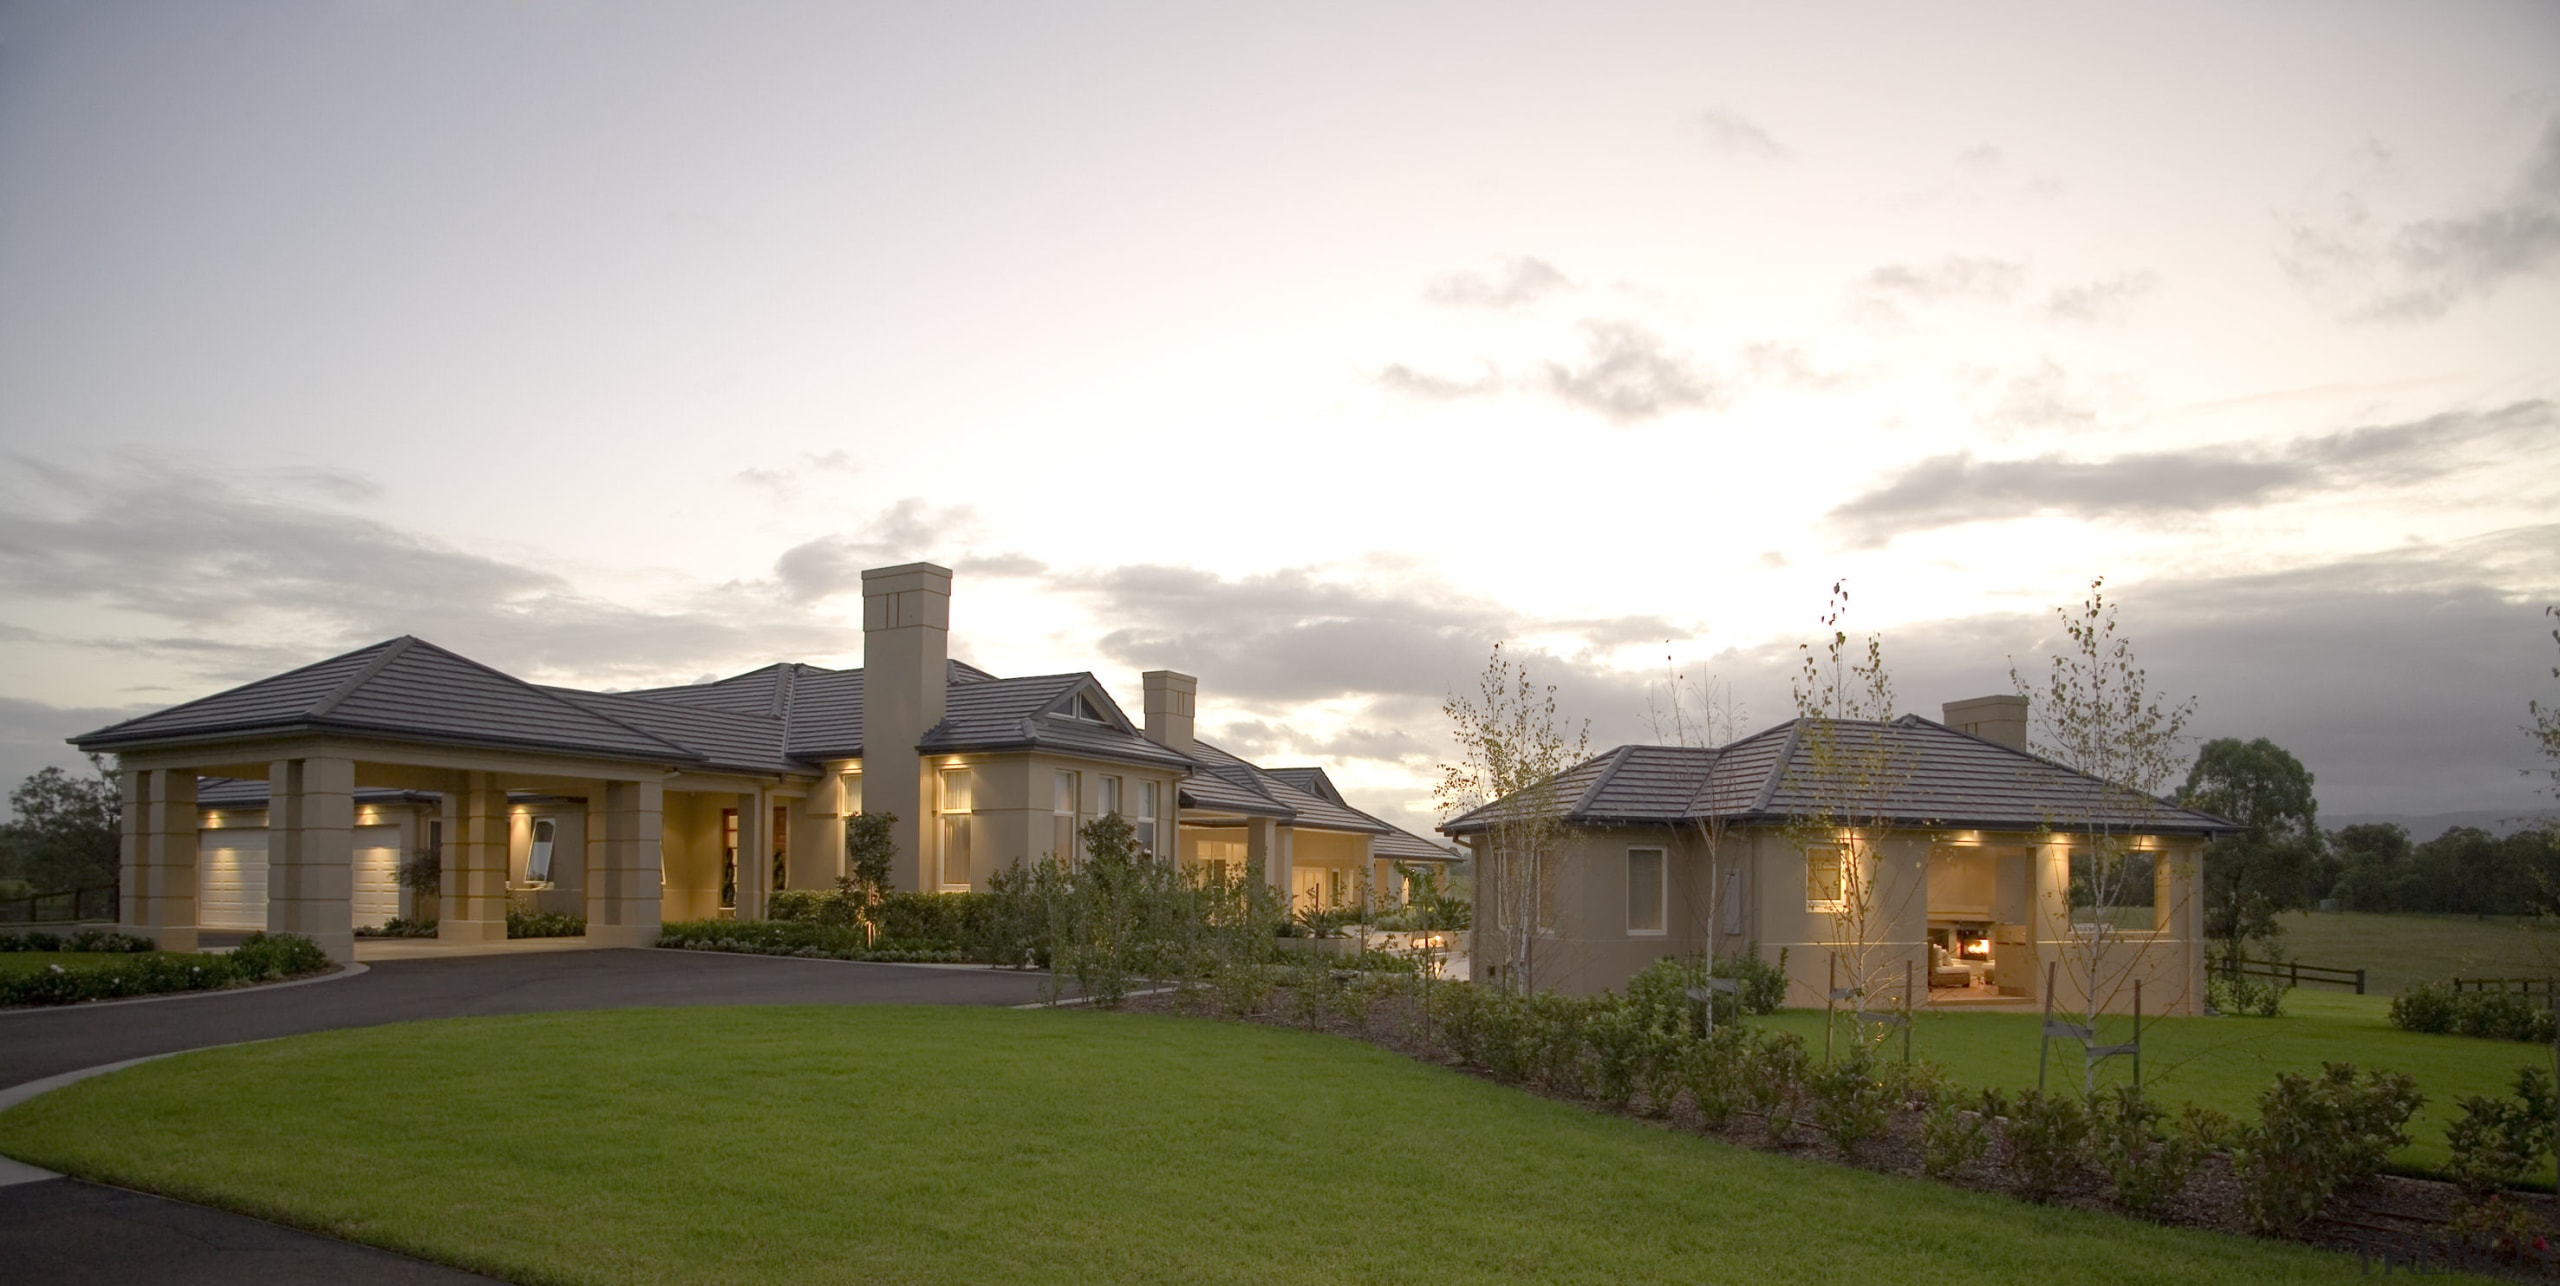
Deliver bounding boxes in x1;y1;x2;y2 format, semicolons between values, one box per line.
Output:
0;930;334;1008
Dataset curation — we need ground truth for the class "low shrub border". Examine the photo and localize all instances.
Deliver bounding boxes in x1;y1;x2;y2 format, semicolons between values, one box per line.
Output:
1;929;156;954
657;918;967;964
2391;982;2560;1044
0;932;333;1008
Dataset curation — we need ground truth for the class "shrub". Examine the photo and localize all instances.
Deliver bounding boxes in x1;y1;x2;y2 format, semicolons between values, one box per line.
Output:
229;931;331;979
1806;1047;1893;1157
1746;1031;1810;1143
655;918;966;963
0;932;332;1007
1922;1100;1988;1179
2208;971;2288;1017
2444;1066;2559;1200
0;929;153;953
2090;1086;2202;1214
355;916;438;939
1715;947;1788;1016
2230;1063;2424;1235
2001;1089;2094;1202
2387;983;2557;1043
1525;992;1595;1096
1581;999;1650;1111
506;909;585;939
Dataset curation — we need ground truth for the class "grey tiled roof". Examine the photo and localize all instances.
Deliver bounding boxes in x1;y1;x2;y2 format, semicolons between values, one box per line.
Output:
1441;715;2233;837
547;687;794;775
194;777;441;809
74;637;701;763
916;673;1196;769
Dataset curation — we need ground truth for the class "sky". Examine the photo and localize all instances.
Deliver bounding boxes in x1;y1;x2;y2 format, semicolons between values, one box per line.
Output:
1;1;2555;835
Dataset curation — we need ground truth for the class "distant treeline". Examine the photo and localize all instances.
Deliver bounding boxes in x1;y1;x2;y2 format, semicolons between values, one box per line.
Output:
2320;824;2560;917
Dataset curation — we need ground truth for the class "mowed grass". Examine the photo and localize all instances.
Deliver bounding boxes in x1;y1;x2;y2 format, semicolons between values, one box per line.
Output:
1761;991;2556;1179
0;1007;2393;1285
0;950;200;978
2276;910;2547;996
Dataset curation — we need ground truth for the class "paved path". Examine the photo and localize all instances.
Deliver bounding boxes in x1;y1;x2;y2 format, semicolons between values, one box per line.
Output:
1;948;1055;1283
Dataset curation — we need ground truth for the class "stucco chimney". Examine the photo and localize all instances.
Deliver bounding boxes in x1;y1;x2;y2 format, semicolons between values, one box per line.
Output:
861;562;951;891
1142;670;1197;757
1943;694;2029;751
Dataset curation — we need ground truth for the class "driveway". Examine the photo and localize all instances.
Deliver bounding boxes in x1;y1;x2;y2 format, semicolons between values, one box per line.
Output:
0;948;1057;1284
2;946;1054;1087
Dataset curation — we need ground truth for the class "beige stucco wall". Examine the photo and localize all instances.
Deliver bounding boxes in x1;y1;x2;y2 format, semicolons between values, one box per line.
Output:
910;751;1185;891
658;792;724;921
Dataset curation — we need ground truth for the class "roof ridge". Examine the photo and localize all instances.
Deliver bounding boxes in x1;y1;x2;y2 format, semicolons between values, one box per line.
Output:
1570;745;1635;818
73;638;400;741
1750;718;1807;813
306;636;416;719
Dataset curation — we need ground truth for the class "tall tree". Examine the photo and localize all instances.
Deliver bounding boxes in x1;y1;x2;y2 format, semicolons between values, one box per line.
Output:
2531;604;2560;832
2011;578;2195;1072
2182;737;2321;970
0;759;121;893
1438;643;1589;994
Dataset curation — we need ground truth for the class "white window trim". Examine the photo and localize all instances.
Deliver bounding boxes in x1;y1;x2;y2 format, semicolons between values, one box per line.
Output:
1626;846;1666;937
1806;845;1847;913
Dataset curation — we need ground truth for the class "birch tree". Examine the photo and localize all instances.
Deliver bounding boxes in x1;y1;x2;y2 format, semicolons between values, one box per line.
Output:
2012;577;2195;1084
1648;660;1747;959
1438;643;1589;994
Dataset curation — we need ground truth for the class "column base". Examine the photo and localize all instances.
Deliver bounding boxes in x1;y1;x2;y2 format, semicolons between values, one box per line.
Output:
584;923;660;949
437;918;507;943
296;931;356;963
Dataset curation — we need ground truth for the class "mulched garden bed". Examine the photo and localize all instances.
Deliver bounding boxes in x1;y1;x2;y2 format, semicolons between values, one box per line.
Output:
1106;985;2560;1280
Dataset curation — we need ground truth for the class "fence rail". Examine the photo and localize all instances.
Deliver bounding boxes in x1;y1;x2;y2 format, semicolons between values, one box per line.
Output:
2451;977;2560;1002
2229;958;2367;995
0;882;118;925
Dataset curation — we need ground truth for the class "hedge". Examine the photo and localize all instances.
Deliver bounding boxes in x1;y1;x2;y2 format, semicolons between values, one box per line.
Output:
0;932;333;1008
656;918;967;964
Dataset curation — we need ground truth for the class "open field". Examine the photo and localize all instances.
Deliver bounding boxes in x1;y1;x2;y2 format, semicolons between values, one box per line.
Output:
0;950;196;979
0;1006;2393;1285
1761;992;2555;1179
2274;911;2548;996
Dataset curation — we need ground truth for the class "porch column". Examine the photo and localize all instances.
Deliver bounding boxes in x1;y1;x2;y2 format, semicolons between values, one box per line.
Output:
439;771;508;941
119;767;199;952
733;791;769;920
1248;817;1288;907
588;778;663;948
267;757;356;962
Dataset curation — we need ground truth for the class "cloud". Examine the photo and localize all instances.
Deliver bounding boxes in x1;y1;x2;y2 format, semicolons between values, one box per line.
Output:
1420;256;1572;309
1847;255;2028;325
1825;400;2557;546
2039;272;2159;325
771;499;978;601
1542;322;1723;424
961;552;1048;578
1541;615;1696;649
0;696;142;821
1982;359;2107;433
2280;116;2560;321
1377;362;1501;401
1694;108;1789;161
1739;342;1856;391
735;449;858;491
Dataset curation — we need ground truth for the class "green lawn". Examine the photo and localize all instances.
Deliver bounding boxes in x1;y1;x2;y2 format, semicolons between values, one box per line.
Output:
0;950;196;978
2275;910;2548;996
1762;991;2556;1178
0;1007;2401;1285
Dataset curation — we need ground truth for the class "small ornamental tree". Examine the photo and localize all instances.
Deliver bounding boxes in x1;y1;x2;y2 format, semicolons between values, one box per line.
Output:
1438;643;1589;994
840;811;899;942
0;758;120;893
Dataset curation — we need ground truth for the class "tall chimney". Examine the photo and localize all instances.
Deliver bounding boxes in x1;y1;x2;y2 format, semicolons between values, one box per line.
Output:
1142;670;1196;757
1943;694;2029;751
861;562;951;891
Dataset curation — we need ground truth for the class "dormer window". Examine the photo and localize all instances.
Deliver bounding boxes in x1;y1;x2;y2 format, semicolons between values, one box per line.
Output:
1066;692;1107;722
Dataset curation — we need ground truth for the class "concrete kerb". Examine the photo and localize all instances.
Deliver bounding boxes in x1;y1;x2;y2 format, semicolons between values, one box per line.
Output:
650;946;1039;974
0;1045;254;1187
0;962;369;1020
1014;986;1179;1010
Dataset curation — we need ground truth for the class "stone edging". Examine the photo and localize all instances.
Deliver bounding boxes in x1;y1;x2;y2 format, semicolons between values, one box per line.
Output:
0;961;370;1020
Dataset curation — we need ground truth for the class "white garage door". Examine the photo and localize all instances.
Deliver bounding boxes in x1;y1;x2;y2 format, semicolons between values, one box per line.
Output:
354;825;402;928
198;830;267;930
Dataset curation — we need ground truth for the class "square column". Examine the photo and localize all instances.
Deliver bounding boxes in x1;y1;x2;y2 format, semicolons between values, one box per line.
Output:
733;790;769;920
1248;816;1288;908
267;757;356;962
439;771;508;942
119;767;199;952
587;778;663;948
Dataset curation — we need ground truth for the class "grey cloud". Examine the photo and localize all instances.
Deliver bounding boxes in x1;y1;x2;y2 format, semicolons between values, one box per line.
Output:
772;499;977;602
1542;615;1695;648
2040;272;2159;325
1984;359;2105;433
0;696;142;821
1740;342;1855;390
961;552;1048;578
1542;322;1723;424
1695;108;1789;161
737;449;858;491
1826;400;2557;547
1848;255;2028;325
1421;256;1572;310
1378;362;1501;401
2282;117;2560;322
0;457;858;694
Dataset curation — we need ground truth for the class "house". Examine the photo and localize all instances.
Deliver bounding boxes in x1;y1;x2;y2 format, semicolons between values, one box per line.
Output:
72;562;1452;961
1438;696;2232;1016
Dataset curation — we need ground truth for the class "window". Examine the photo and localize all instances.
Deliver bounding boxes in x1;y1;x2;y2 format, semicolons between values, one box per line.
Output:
1136;781;1159;854
940;769;973;887
1627;847;1665;935
771;804;789;892
1064;692;1107;722
1327;868;1347;907
720;809;740;909
1197;837;1244;884
842;773;861;814
1052;770;1080;861
527;818;557;884
1099;775;1121;818
1806;845;1845;911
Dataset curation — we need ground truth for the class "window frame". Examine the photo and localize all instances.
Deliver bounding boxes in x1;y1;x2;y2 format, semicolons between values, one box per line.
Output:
1052;769;1080;862
1805;844;1846;913
939;768;974;889
1626;846;1666;936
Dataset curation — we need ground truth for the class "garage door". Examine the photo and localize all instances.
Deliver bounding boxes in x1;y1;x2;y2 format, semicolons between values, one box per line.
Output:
354;825;402;928
198;830;267;930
